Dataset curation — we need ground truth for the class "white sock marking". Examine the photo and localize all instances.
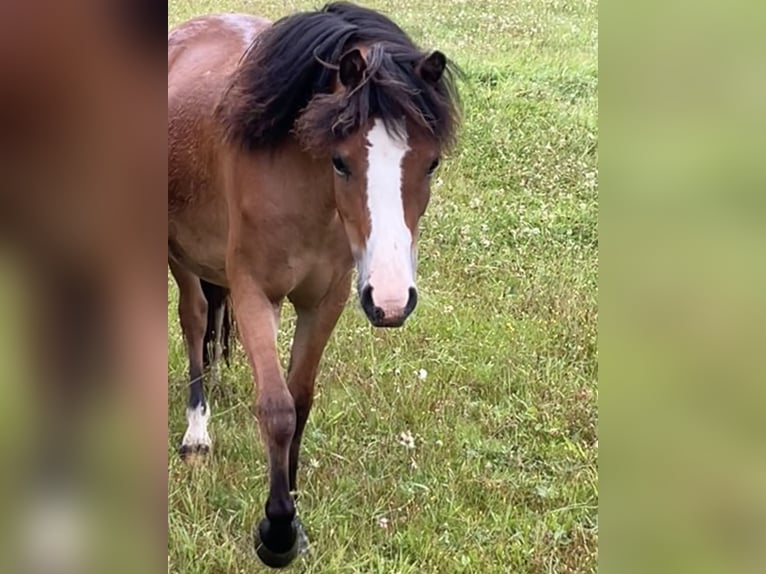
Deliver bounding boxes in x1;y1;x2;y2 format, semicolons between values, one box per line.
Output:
182;403;211;449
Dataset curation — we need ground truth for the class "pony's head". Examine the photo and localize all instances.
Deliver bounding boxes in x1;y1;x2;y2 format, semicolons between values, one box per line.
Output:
220;2;460;327
300;47;452;326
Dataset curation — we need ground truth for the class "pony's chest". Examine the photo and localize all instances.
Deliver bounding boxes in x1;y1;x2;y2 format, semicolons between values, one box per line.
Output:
247;213;351;298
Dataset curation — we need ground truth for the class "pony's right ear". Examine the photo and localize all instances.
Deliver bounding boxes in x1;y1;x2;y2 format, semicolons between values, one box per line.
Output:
339;49;367;90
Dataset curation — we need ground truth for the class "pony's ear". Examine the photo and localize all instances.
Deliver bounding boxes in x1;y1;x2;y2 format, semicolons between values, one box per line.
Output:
339;49;367;90
417;50;447;84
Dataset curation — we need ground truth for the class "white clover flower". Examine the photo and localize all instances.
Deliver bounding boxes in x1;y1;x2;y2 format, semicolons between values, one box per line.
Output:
398;430;416;450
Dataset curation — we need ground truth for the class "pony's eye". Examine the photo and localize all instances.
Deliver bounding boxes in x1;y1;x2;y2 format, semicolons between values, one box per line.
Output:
427;157;440;176
332;155;351;177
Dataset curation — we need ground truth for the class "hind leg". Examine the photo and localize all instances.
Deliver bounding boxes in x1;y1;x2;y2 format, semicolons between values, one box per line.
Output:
169;261;210;461
201;279;229;385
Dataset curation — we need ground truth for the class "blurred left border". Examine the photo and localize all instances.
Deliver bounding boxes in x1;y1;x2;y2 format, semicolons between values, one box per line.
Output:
0;1;168;573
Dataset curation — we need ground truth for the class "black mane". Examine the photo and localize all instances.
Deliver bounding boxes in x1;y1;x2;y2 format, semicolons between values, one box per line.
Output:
218;2;460;152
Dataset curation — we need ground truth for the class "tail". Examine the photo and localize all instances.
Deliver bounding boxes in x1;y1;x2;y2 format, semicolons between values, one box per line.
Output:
200;279;233;368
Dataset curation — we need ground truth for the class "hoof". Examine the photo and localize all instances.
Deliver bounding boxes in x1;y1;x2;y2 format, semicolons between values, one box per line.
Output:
179;443;209;465
254;516;308;569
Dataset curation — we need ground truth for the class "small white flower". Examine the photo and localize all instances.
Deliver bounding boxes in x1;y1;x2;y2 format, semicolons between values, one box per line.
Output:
309;458;320;469
377;516;389;529
398;430;416;450
435;439;444;447
417;369;428;381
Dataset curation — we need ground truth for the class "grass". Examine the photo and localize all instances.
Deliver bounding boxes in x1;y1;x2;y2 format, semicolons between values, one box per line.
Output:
167;1;598;572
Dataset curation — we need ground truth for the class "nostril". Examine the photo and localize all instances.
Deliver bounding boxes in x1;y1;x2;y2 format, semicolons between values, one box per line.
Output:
361;285;385;323
361;284;373;310
404;287;418;316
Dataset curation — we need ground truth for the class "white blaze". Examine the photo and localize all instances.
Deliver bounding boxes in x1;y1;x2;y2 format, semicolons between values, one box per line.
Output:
361;119;415;315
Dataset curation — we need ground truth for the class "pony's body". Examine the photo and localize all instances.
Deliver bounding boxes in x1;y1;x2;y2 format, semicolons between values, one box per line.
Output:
169;14;266;286
168;4;458;566
169;13;352;300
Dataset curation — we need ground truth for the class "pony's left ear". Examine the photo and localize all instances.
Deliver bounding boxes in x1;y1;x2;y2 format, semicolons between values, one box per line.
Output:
417;50;447;84
339;49;367;90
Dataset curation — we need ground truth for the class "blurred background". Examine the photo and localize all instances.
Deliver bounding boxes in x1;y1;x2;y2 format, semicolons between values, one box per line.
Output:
0;1;166;573
601;1;766;573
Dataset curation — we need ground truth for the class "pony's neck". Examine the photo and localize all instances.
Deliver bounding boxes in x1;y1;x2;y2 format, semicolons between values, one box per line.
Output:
289;140;338;215
240;138;337;221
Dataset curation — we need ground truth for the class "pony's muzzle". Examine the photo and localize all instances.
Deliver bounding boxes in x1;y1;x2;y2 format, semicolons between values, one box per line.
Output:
360;285;417;327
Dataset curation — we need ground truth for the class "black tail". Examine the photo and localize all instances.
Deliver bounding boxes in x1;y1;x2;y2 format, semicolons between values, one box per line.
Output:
200;279;233;368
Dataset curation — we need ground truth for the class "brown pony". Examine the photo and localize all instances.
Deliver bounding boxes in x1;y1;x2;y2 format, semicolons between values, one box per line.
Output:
168;2;459;566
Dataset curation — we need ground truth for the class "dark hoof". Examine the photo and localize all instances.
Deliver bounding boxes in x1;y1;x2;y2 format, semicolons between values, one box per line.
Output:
254;516;308;569
178;443;210;465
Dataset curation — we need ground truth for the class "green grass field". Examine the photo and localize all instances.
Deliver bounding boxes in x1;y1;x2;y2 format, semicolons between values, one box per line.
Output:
168;1;598;572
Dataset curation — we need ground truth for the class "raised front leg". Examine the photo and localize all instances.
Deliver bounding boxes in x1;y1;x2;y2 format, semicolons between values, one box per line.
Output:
228;273;302;568
287;272;352;495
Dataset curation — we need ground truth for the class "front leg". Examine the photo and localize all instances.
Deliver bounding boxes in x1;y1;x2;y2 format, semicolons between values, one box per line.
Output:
287;271;352;494
228;272;303;568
